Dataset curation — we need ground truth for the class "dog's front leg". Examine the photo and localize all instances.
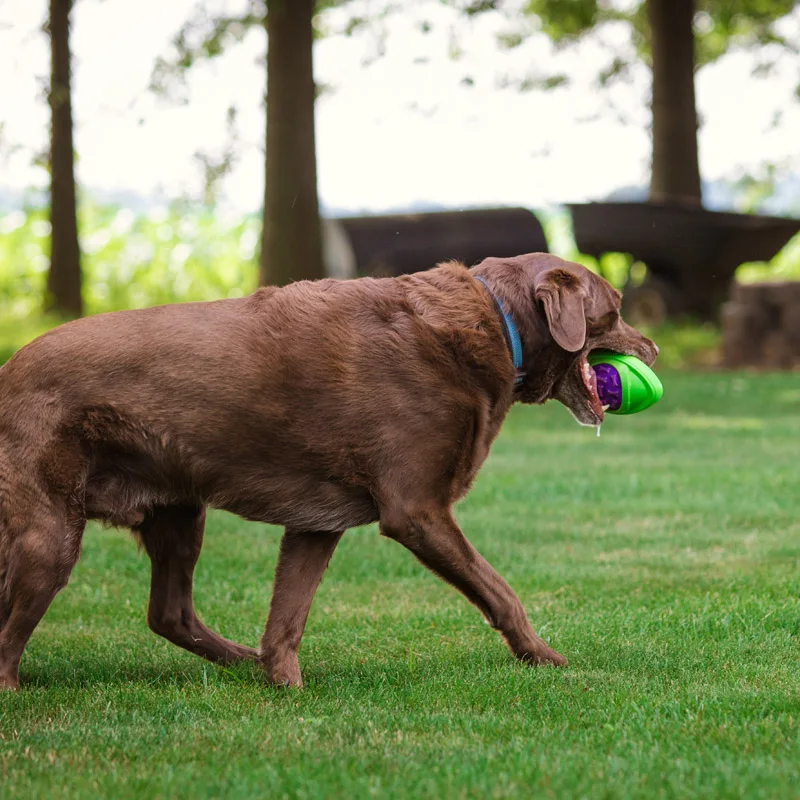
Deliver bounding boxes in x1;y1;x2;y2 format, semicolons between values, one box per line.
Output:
380;505;567;668
260;529;343;687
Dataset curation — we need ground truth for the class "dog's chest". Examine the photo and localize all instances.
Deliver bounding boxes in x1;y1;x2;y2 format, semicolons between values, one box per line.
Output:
212;476;379;531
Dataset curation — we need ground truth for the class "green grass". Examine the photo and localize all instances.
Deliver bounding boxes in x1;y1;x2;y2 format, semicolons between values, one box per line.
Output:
2;371;800;797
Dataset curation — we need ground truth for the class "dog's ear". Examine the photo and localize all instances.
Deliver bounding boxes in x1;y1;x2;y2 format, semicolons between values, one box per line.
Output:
534;268;586;352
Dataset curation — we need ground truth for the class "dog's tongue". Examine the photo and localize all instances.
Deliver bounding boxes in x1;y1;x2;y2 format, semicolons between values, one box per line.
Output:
592;363;622;411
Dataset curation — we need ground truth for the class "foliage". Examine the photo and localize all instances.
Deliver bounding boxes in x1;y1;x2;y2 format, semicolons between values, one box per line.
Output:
521;0;800;72
490;0;800;152
149;1;266;103
194;106;241;208
2;372;800;796
0;202;260;355
738;228;800;282
149;0;371;102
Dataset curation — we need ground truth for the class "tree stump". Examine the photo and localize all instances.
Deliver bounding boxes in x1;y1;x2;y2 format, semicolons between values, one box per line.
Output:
722;281;800;369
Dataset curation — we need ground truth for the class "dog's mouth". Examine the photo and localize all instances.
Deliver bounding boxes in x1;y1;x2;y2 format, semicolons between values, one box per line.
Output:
552;353;607;427
579;354;606;424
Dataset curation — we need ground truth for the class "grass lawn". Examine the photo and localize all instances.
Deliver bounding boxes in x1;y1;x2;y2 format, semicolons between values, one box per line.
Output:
2;370;800;798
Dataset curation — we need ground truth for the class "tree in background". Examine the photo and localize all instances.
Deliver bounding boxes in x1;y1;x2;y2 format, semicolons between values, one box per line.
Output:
647;0;701;204
46;0;82;316
262;0;322;286
153;1;357;286
521;0;800;206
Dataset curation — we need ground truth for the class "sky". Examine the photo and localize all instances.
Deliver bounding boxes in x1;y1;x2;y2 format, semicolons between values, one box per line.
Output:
1;0;799;215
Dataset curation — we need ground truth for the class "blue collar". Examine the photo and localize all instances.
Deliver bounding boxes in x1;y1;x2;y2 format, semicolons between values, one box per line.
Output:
475;276;525;387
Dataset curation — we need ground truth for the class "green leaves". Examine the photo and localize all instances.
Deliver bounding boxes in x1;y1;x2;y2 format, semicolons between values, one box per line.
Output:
525;0;600;41
0;203;260;331
149;1;266;101
695;0;800;66
518;0;799;84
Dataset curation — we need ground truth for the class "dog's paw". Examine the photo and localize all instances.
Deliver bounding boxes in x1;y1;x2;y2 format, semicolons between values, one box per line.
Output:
268;669;303;689
273;676;303;689
0;674;20;691
519;646;568;668
262;654;304;688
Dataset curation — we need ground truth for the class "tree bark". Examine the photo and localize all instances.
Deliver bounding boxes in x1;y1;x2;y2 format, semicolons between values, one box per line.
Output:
260;0;324;286
47;0;82;316
648;0;702;205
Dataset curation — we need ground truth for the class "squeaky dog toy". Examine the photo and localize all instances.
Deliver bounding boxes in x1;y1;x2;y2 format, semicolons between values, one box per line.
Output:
588;351;663;415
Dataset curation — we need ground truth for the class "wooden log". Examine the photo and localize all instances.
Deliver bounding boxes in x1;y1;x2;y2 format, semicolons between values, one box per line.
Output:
763;281;800;309
761;330;794;369
780;302;800;346
721;302;763;366
730;282;770;306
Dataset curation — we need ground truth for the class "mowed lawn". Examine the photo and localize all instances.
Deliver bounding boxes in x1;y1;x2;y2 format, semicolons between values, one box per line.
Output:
2;371;800;798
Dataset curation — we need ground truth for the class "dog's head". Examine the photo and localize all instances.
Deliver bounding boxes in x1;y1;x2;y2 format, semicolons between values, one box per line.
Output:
472;253;659;426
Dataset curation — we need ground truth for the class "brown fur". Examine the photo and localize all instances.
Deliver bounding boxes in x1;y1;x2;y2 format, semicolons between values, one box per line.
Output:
0;253;657;689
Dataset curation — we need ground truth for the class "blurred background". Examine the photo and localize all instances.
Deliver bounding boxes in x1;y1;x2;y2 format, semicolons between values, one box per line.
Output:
1;0;799;369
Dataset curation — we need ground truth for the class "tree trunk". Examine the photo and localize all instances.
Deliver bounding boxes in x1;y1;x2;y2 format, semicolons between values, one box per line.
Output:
648;0;702;205
47;0;82;316
259;0;324;286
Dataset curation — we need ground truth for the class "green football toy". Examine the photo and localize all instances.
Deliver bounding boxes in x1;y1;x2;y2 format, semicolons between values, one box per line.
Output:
588;351;663;415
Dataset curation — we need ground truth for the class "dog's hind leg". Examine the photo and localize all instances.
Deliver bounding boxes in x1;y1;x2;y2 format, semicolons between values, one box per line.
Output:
136;505;258;664
0;505;85;690
260;529;343;687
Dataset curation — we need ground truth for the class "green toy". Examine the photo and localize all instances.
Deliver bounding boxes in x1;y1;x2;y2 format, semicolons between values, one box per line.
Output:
588;351;663;415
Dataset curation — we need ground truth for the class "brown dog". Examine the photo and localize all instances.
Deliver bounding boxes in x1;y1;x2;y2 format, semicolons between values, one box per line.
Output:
0;253;657;689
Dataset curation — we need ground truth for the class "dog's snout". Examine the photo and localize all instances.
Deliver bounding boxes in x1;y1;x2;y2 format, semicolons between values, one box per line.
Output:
647;337;660;364
615;320;659;365
638;337;659;366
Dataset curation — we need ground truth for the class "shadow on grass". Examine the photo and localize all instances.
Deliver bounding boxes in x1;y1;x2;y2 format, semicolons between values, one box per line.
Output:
17;652;266;692
16;645;558;695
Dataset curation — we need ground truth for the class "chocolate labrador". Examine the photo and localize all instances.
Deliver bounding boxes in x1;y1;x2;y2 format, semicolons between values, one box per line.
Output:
0;253;657;689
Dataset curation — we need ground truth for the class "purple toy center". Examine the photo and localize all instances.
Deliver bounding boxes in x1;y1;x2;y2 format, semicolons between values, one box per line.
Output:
592;363;622;411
